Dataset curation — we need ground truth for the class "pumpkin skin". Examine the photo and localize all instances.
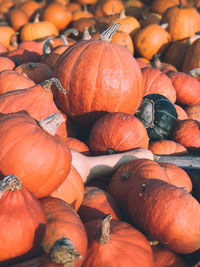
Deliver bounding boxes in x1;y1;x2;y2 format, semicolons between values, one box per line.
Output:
0;25;15;48
89;112;149;155
171;119;200;151
174;104;188;121
141;67;177;104
152;245;189;267
51;165;84;211
184;104;200;122
128;178;200;254
78;186;121;222
159;162;192;192
83;215;154;267
7;48;37;65
0;56;15;72
67;137;91;156
0;175;47;264
39;196;88;267
0;79;68;141
53;24;144;127
8;7;29;31
0;70;35;94
135;93;177;141
166;71;200;106
0;111;71;198
148;140;188;156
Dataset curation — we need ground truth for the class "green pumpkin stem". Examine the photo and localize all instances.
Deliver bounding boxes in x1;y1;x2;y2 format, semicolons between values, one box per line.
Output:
151;54;162;68
39;113;66;136
49;238;81;265
119;9;126;19
96;214;112;245
99;23;120;42
82;27;91;40
41;78;66;95
43;38;54;55
0;175;22;198
179;0;185;8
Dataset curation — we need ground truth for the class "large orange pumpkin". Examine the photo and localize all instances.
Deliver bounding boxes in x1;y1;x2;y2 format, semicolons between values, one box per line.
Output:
53;24;144;127
0;111;71;198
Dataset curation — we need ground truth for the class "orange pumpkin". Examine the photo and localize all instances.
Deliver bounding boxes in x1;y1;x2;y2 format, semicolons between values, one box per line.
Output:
51;165;84;211
174;104;189;120
89;112;149;155
0;175;46;265
184;104;200;122
0;111;72;198
40;196;88;267
0;56;15;72
8;7;29;31
0;25;15;48
182;38;200;72
148;140;188;156
53;24;144;127
67;137;90;155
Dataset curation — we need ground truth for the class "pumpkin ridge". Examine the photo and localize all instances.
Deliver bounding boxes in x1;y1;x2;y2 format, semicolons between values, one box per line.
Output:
68;39;99;114
109;44;124;112
143;68;161;94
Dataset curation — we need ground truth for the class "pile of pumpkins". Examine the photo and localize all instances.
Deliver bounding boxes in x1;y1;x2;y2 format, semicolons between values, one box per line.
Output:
0;0;200;266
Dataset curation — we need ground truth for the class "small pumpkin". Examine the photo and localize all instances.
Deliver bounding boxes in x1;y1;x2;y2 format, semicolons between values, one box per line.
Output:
174;104;189;120
0;56;15;72
67;137;90;155
135;93;177;141
184;104;200;122
0;175;46;264
171;119;200;151
8;7;29;31
148;140;188;156
182;38;200;72
89;112;149;155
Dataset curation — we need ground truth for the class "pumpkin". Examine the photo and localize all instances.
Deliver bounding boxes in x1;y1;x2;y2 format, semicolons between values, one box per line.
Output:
0;111;71;198
51;165;84;211
42;2;72;32
71;148;154;183
150;53;178;72
0;70;35;94
0;175;46;264
76;0;97;4
83;214;154;267
133;23;171;60
8;7;29;31
111;30;134;54
188;68;200;82
152;244;189;267
184;104;200;122
135;93;177;141
148;140;188;155
0;42;8;55
78;186;121;222
124;0;144;19
20;14;59;42
67;137;90;155
159;162;192;192
161;0;200;42
150;0;188;14
94;0;124;17
128;178;200;253
139;10;162;28
39;196;88;267
166;70;200;106
182;38;200;72
19;0;42;19
89;112;149;155
18;40;45;59
53;24;144;127
15;62;53;84
174;104;189;120
72;4;93;21
0;25;15;48
0;56;15;72
0;78;68;141
141;67;177;104
171;119;200;151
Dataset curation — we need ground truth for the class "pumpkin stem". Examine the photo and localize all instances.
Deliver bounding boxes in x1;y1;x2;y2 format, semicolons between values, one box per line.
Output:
179;0;185;8
82;27;92;40
33;13;40;23
63;28;79;38
106;148;116;155
119;9;126;19
96;214;112;245
187;68;200;81
83;4;88;13
99;23;121;42
160;23;168;30
10;32;19;47
121;171;131;181
151;54;162;68
41;78;66;95
140;9;147;20
28;62;36;69
49;238;81;265
39;113;66;136
0;175;22;198
43;37;54;55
